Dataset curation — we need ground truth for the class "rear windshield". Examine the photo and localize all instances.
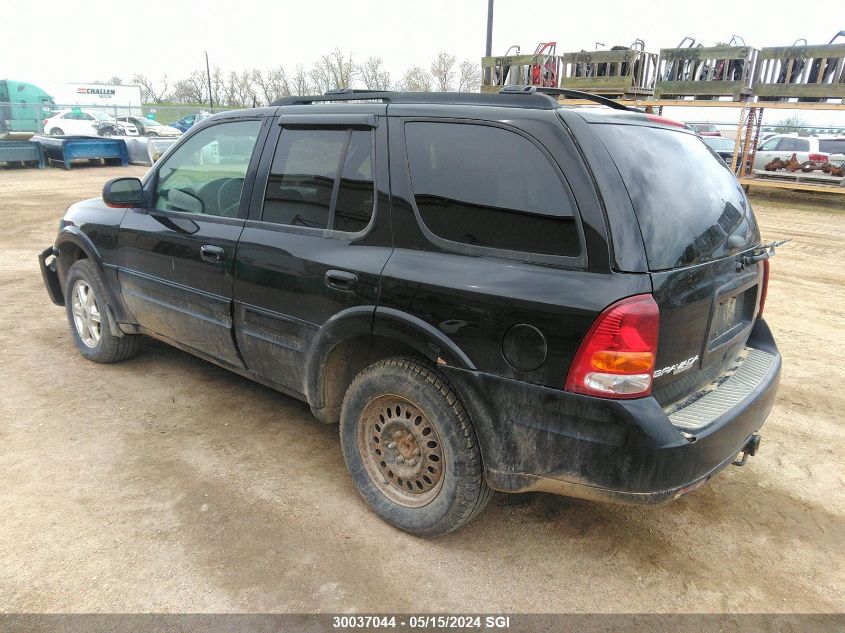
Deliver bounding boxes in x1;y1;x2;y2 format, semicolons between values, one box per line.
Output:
595;124;760;271
819;139;845;155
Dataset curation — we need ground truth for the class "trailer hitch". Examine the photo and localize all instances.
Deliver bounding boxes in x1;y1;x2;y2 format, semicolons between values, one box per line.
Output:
732;434;761;466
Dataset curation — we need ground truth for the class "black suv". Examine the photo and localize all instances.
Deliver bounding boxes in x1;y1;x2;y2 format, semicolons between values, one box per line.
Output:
39;89;781;537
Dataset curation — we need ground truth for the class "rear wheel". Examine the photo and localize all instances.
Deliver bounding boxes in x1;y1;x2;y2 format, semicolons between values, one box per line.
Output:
64;259;139;363
340;357;492;537
50;128;64;136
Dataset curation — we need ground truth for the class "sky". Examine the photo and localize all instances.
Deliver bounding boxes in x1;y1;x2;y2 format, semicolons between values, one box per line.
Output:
5;0;843;124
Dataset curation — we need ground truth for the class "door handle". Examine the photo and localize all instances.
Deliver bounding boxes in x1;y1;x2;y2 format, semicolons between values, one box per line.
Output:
325;269;358;291
200;244;225;263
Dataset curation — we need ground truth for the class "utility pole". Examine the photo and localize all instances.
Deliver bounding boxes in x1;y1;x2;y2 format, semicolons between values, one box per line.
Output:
484;0;494;85
205;51;213;110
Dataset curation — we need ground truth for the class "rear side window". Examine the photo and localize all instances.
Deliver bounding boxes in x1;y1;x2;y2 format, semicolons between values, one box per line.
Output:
404;122;580;257
263;128;374;232
778;137;809;152
819;139;845;154
595;125;760;271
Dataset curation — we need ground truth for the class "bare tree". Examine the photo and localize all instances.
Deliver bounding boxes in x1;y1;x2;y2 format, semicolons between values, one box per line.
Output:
222;70;256;107
458;59;480;92
430;51;456;92
209;67;225;107
399;66;432;92
311;48;355;93
291;66;311;95
252;67;291;105
357;57;391;90
773;115;807;133
132;73;169;103
170;70;207;104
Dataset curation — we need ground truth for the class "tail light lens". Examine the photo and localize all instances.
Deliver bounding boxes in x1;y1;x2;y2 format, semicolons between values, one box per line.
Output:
808;153;828;163
758;259;770;317
565;294;660;399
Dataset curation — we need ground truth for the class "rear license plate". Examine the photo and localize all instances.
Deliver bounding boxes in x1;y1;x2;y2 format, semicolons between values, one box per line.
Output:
713;295;742;338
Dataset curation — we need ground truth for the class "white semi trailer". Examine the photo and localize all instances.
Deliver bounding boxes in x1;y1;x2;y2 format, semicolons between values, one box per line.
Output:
37;82;143;116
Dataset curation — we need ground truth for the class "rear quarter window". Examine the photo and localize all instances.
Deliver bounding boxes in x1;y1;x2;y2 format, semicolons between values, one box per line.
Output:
404;121;581;259
594;124;760;271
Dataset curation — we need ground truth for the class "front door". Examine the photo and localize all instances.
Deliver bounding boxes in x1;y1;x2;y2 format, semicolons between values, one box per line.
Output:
118;117;266;367
233;110;392;394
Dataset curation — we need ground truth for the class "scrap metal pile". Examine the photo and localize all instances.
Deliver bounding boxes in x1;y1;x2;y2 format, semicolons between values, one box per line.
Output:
765;153;845;176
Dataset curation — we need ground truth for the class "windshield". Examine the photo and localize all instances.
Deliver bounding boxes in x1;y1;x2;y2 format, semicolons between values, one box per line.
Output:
595;124;760;271
819;139;845;155
89;111;114;121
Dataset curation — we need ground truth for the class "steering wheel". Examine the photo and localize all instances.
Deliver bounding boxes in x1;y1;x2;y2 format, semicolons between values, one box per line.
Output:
217;178;244;217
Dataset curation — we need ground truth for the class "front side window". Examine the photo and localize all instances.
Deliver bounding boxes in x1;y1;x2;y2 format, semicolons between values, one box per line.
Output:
404;122;580;257
758;138;779;151
154;119;261;218
262;128;375;232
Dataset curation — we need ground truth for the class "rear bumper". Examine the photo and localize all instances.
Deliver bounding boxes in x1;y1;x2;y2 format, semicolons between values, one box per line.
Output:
38;246;64;306
444;319;781;504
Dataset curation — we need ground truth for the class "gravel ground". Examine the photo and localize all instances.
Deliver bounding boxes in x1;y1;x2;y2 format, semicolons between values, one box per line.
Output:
0;166;842;613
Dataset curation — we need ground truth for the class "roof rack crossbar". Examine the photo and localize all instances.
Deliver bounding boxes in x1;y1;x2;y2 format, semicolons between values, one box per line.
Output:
498;85;632;111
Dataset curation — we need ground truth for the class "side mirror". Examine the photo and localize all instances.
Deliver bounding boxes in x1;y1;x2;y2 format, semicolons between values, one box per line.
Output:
166;188;204;214
102;177;144;208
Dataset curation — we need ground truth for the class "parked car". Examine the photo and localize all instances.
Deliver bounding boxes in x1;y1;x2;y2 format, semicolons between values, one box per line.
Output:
753;133;845;170
702;136;736;164
117;115;181;137
688;123;721;136
169;111;211;133
39;90;781;537
43;109;138;136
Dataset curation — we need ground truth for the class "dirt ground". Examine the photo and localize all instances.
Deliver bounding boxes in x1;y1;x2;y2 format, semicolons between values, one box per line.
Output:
0;165;842;614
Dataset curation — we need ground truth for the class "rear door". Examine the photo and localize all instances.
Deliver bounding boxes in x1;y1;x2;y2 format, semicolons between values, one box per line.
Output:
232;108;392;395
593;122;765;407
118;117;267;366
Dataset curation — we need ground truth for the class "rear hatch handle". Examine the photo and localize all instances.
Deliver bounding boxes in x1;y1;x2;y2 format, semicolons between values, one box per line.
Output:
736;239;790;272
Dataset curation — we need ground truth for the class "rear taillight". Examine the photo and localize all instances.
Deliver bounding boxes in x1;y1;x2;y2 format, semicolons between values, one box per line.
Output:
565;294;660;399
758;259;770;318
809;153;828;163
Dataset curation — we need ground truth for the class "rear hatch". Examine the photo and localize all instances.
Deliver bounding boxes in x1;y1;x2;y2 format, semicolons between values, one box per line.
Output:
592;118;765;408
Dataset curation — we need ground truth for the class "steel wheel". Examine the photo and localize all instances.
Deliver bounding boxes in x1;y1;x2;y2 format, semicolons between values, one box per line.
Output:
70;279;101;348
358;395;445;508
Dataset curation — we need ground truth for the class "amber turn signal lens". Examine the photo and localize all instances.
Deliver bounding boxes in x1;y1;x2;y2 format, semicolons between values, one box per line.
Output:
590;351;654;373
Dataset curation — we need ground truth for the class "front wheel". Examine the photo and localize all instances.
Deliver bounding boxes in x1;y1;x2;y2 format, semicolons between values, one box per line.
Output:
340;357;492;537
64;259;139;363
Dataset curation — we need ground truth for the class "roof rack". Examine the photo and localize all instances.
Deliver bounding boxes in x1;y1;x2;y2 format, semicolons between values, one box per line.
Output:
498;85;632;111
270;88;560;110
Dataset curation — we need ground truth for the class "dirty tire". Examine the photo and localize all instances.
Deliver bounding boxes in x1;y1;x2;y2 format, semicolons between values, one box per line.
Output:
340;357;492;538
64;259;139;363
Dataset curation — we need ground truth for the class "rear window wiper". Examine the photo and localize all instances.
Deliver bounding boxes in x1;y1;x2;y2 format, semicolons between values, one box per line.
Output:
737;239;790;271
